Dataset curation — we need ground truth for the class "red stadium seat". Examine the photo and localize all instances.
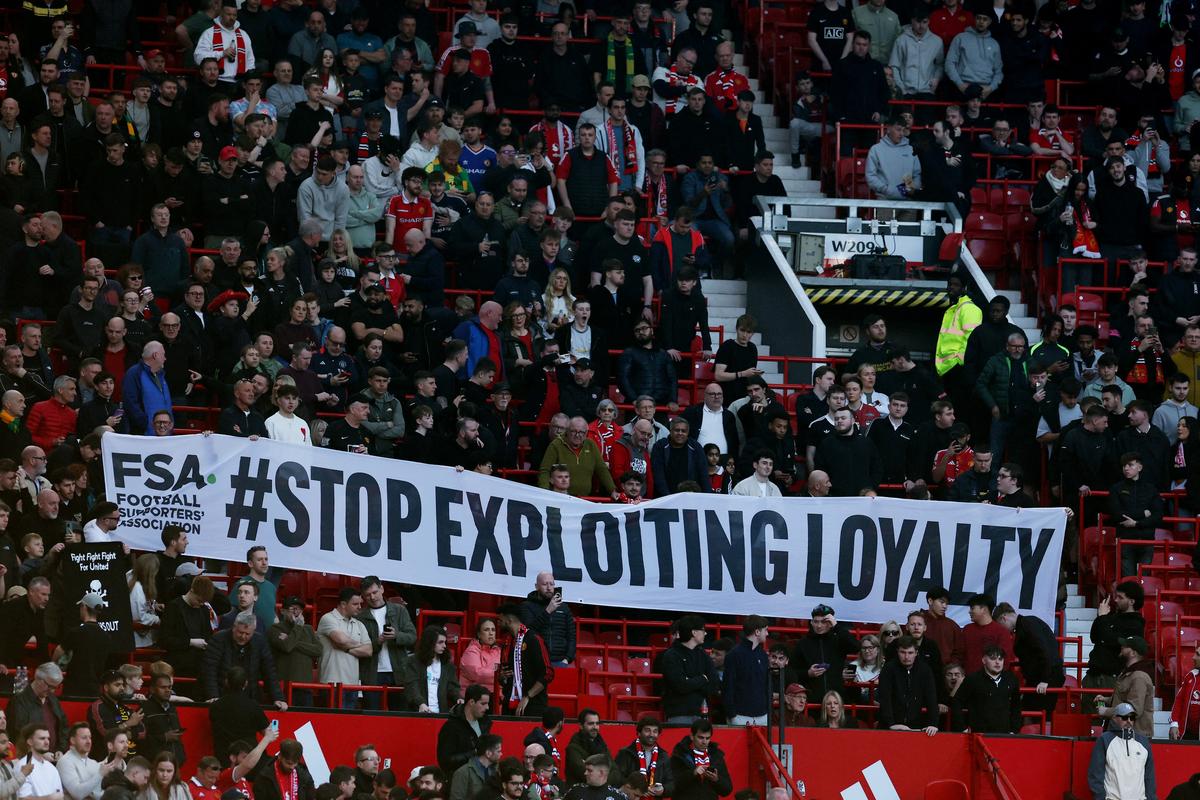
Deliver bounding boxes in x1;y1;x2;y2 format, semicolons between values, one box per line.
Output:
625;657;653;674
597;630;624;646
1157;601;1185;624
578;654;606;674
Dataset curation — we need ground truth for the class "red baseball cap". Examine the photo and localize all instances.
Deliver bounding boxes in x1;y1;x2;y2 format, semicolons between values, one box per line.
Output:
145;49;164;59
219;145;239;161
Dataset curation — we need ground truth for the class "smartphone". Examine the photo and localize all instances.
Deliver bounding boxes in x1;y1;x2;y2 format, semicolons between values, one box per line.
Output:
113;409;125;419
270;719;279;732
383;758;392;770
553;588;563;599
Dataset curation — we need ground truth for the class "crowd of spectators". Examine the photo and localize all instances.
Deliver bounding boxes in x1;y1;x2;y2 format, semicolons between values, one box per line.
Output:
3;524;1197;800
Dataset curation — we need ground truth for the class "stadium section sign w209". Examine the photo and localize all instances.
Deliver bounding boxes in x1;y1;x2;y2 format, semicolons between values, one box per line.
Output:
103;433;1066;625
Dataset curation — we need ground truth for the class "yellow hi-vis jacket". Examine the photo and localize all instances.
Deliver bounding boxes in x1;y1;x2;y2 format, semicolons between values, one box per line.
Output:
935;295;982;375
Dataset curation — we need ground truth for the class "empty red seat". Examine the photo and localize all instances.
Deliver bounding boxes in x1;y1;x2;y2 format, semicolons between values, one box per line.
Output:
597;630;624;646
625;657;653;674
1157;600;1185;624
578;654;605;673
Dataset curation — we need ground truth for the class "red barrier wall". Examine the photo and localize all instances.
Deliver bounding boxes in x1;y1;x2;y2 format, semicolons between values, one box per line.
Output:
59;702;1200;799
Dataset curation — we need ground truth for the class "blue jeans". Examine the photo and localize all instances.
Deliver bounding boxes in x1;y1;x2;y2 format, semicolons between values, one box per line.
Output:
362;672;395;710
989;416;1013;471
694;219;734;260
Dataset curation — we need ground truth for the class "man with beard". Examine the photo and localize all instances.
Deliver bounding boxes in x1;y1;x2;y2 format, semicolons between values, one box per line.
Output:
613;716;673;795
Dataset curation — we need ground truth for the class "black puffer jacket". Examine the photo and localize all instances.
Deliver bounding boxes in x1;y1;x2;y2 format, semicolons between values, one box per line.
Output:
518;591;577;663
792;623;861;700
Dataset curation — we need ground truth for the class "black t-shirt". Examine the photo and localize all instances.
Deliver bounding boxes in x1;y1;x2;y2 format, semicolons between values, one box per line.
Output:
324;418;370;452
714;338;758;402
807;4;854;68
444;71;486;111
62;621;112;698
209;693;270;764
348;299;400;335
590;235;650;284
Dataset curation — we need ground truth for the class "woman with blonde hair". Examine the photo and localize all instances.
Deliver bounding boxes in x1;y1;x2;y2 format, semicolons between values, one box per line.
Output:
819;690;862;729
843;633;883;704
541;268;576;336
328;228;361;279
128;553;162;647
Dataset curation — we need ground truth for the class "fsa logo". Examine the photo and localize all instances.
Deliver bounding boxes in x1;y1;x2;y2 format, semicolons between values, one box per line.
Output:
112;452;212;491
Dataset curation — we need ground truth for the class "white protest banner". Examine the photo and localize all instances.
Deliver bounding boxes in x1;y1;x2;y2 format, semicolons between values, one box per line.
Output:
102;433;1066;625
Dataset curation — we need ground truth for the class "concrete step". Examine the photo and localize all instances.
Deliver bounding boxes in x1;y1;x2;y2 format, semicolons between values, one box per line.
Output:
1069;608;1098;622
1066;583;1079;595
703;279;748;295
1064;620;1091;636
781;179;822;194
1065;595;1085;608
775;165;812;180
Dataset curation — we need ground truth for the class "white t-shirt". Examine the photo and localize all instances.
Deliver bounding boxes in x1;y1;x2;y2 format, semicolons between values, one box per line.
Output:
20;757;63;798
82;520;115;544
370;605;391;673
426;660;442;712
698;406;728;453
266;413;311;445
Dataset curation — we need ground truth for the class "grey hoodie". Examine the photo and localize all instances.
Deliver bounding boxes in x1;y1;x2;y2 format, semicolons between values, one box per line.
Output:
866;135;922;199
296;175;350;239
888;25;945;96
945;27;1003;91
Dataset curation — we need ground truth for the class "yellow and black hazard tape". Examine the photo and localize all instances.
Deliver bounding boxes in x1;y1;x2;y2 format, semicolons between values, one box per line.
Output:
804;287;950;307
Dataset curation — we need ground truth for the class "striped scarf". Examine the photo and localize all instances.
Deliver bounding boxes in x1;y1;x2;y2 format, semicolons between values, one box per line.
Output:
210;23;248;75
604;121;638;176
605;34;634;94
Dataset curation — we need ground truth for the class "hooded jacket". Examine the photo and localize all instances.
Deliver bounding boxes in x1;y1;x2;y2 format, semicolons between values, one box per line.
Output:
945;27;1003;90
296;175;349;240
1111;657;1157;739
866;135;922;199
1088;729;1155;800
888;26;945;96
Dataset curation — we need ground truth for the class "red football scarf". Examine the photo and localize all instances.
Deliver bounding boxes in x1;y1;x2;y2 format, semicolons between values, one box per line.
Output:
274;763;298;800
643;174;668;216
635;742;658;783
605;122;638;176
692;749;710;769
211;23;248;75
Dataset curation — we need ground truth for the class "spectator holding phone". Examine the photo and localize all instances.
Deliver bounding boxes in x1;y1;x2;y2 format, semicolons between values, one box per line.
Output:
791;604;861;703
518;572;576;667
356;575;417;711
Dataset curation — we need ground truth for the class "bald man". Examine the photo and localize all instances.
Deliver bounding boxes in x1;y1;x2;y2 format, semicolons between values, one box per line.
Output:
123;341;173;435
518;571;577;666
11;487;65;549
403;227;447;307
806;470;831;498
0;390;31;461
456;300;505;379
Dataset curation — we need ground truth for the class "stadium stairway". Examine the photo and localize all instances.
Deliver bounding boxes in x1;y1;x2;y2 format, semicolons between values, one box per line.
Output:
997;289;1041;347
1062;582;1171;738
730;48;831;213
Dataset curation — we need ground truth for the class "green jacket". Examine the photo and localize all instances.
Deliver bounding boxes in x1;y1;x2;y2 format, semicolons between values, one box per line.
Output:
267;618;323;684
975;352;1029;418
537;435;616;497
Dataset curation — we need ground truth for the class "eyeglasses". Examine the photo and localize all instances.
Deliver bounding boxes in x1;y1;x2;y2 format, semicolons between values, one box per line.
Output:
882;630;901;637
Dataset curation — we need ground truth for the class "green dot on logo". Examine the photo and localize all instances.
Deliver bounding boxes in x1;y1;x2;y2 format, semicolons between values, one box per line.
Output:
206;474;217;485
